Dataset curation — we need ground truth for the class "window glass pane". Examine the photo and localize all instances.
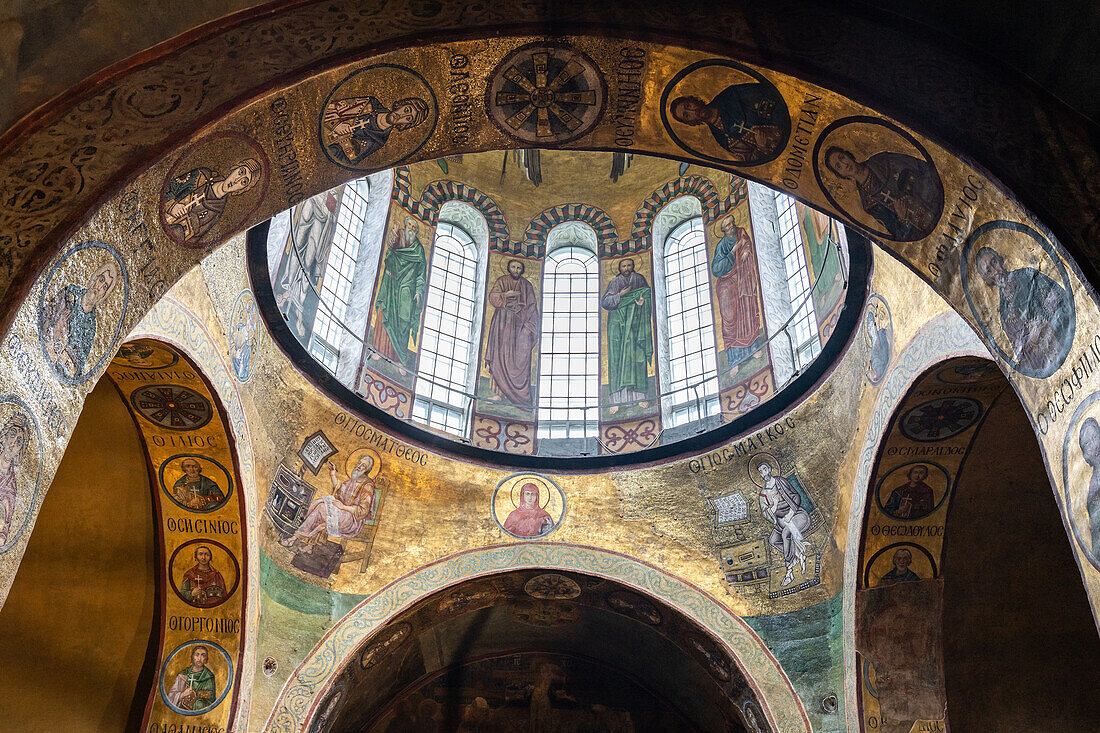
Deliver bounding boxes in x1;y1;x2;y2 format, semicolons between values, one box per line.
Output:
305;178;371;373
413;222;480;438
537;244;599;440
663;217;720;428
774;192;822;371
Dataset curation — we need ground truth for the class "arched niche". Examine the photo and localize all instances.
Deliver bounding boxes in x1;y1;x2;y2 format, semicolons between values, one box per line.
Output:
272;543;811;733
102;336;253;731
852;354;1100;731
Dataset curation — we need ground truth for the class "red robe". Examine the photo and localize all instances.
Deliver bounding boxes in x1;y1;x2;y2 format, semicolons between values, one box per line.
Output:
712;226;762;349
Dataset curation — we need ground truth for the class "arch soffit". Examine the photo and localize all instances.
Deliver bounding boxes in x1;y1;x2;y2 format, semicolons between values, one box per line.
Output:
270;542;811;733
125;294;261;732
840;312;990;728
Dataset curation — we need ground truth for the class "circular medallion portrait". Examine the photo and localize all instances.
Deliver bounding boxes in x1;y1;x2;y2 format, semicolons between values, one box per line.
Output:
129;383;214;431
159;131;269;249
491;473;566;539
960;220;1075;379
229;290;260;382
318;64;438;171
169;538;241;608
935;359;1000;385
486;42;607;146
864;542;937;587
898;397;983;442
0;395;43;554
159;640;233;715
606;590;662;625
864;294;893;385
1060;390;1100;571
874;461;950;521
524;573;581;600
359;622;412;670
113;339;179;370
37;240;130;386
812;116;944;242
158;453;234;513
742;699;766;733
660;58;790;167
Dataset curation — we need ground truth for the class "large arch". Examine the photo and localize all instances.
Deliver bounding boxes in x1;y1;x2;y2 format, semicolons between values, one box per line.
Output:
270;543;811;733
0;3;1098;730
0;8;1096;611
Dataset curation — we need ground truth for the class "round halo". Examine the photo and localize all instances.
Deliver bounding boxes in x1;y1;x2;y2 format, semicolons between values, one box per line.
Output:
345;447;382;479
510;478;549;509
747;452;781;488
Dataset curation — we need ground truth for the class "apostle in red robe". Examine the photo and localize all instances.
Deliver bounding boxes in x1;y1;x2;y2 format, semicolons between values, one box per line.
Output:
711;216;764;368
484;259;540;406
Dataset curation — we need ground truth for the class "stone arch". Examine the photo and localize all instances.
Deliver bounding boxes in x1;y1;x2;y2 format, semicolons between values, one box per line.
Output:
268;542;811;733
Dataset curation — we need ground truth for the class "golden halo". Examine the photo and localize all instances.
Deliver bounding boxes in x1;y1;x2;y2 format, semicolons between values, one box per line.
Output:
509;476;550;510
747;452;782;488
345;447;382;479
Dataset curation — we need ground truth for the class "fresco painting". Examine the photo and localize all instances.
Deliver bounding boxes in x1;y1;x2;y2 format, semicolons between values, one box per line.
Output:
365;212;432;387
273;188;342;341
159;454;233;513
271;446;387;579
0;20;1099;733
711;212;765;376
492;473;566;539
1061;389;1100;570
169;539;241;609
159;132;269;248
486;42;607;146
159;640;234;715
0;396;42;553
856;357;1006;732
960;220;1075;379
37;241;129;386
483;257;542;408
813;117;944;242
105;341;246;731
662;58;791;166
113;340;179;370
600;253;657;422
228;290;260;383
864;294;893;385
319;65;437;171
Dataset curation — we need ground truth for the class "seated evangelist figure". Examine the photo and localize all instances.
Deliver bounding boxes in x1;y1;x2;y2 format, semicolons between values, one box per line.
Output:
281;454;377;553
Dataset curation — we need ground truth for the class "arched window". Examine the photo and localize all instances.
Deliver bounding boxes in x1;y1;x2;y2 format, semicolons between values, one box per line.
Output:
307;177;371;372
411;221;481;436
661;216;720;426
774;190;821;370
537;236;600;441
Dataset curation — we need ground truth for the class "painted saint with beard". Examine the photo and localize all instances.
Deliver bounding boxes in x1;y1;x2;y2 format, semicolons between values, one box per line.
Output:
280;454;377;553
484;259;540;406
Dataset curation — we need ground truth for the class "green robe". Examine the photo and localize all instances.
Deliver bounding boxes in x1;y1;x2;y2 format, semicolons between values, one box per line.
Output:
172;665;216;711
374;234;426;366
602;277;653;397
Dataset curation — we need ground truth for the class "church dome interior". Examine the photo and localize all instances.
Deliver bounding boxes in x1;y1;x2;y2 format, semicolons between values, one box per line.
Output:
257;150;860;461
0;1;1098;732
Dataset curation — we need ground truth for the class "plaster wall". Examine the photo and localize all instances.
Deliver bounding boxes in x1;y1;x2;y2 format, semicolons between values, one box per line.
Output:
942;392;1100;729
0;379;156;731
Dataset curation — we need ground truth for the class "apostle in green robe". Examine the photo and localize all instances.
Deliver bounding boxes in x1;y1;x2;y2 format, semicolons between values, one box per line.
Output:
370;218;427;367
601;258;653;405
166;645;217;712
